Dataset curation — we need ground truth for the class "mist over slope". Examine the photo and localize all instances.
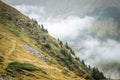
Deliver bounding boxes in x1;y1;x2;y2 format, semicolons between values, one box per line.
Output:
4;0;120;79
0;1;106;79
4;0;120;18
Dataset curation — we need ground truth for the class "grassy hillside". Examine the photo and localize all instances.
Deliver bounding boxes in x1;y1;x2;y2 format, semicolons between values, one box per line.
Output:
0;1;106;80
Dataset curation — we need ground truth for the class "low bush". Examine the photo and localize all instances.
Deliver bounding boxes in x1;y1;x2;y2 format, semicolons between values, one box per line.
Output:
43;43;51;49
7;62;39;71
0;56;4;63
62;69;70;76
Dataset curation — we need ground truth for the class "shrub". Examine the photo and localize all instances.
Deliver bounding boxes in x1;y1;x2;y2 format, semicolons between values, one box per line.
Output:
62;69;70;76
70;48;75;55
0;56;4;63
85;74;94;80
26;22;31;26
43;43;51;49
60;49;67;56
41;24;48;33
7;16;12;20
7;62;39;71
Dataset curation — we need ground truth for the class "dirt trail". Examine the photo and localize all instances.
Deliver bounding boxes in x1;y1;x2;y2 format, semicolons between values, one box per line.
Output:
8;39;16;55
40;64;62;72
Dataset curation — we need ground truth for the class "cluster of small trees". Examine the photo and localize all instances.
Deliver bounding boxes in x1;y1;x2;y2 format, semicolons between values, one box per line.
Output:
41;24;48;33
60;48;85;75
65;42;75;55
81;60;106;80
58;39;75;56
29;19;106;80
58;40;106;80
30;18;48;33
91;67;105;80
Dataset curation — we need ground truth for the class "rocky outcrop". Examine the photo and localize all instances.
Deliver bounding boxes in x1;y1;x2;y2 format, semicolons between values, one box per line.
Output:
23;45;43;57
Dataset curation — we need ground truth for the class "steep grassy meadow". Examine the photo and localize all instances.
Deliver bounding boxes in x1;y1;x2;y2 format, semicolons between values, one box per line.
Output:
0;1;106;80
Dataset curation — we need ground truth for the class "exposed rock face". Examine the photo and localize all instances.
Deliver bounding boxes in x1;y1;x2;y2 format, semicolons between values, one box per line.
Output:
6;68;33;76
23;45;43;57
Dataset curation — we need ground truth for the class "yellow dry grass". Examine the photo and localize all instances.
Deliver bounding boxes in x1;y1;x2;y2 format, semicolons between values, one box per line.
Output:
0;25;85;80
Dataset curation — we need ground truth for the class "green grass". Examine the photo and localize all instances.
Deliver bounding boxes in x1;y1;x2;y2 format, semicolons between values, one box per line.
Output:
9;28;20;37
7;62;39;71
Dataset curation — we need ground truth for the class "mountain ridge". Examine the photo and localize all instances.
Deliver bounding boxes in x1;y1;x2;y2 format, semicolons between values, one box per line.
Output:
0;1;106;80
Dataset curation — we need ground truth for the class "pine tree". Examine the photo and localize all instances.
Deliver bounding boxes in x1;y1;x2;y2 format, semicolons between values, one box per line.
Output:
81;60;85;66
65;42;70;49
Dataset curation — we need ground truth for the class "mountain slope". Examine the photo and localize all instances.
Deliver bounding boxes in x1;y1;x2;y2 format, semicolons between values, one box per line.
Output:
0;1;105;80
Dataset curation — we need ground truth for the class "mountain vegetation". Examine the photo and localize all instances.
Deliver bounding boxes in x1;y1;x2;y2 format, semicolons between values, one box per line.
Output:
0;1;106;80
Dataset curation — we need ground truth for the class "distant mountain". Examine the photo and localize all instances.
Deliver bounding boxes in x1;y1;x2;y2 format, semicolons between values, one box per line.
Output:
86;6;120;41
3;0;120;17
87;7;120;22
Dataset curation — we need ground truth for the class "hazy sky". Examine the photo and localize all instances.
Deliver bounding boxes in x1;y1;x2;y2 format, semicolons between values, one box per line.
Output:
3;0;120;79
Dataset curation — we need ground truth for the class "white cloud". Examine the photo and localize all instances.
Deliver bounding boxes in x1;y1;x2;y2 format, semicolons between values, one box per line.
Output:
15;5;45;20
14;5;95;39
42;16;95;39
76;38;120;78
13;4;120;79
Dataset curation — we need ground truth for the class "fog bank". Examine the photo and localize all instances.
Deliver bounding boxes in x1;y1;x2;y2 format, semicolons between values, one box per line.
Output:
3;0;120;79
